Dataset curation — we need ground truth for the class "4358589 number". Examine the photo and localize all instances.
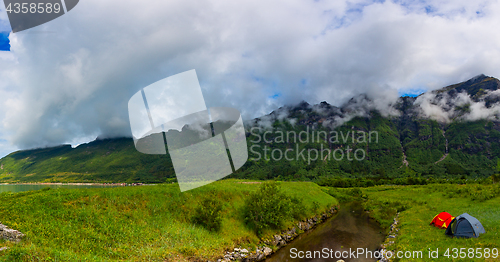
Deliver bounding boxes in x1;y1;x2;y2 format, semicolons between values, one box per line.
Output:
6;2;62;14
443;248;498;259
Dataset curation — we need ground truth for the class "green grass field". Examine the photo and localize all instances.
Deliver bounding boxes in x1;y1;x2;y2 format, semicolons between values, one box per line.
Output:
0;180;337;261
2;180;498;262
362;184;500;261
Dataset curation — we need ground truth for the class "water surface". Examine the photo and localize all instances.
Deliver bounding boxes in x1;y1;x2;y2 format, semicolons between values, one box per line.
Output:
0;184;116;193
265;201;385;262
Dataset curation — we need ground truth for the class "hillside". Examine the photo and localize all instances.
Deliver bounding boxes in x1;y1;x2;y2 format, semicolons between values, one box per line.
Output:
1;75;500;183
0;180;337;261
0;138;175;183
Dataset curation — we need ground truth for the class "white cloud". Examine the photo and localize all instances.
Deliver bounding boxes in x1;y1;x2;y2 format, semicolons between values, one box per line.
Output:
1;0;500;156
415;88;500;123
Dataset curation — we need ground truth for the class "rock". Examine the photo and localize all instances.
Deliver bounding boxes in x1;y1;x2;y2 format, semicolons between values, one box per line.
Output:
0;223;25;242
272;235;282;246
263;247;272;256
0;247;10;252
388;235;396;238
241;248;249;253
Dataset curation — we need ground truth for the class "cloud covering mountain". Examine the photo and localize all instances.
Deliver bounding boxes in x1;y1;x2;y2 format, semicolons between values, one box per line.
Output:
2;0;500;157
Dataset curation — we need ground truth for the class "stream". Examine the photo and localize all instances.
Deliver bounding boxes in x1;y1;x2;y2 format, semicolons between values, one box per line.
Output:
265;201;385;262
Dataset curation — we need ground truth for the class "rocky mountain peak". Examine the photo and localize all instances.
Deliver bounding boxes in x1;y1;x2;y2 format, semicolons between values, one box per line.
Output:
437;74;500;99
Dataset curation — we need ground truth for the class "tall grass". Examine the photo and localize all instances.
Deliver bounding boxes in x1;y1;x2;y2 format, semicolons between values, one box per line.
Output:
0;180;336;261
362;184;500;261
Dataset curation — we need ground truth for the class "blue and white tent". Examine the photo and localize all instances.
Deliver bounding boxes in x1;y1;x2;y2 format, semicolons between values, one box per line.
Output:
445;213;486;238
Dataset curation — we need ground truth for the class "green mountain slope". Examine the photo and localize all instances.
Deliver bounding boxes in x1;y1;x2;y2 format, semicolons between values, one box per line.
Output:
2;75;500;183
0;138;175;183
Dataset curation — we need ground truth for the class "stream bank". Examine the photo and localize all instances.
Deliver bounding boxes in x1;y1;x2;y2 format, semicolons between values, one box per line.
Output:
264;201;386;262
218;206;338;262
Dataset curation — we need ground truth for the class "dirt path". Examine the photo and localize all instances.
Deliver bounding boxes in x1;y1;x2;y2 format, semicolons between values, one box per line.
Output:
399;141;409;168
435;153;449;164
435;129;449;164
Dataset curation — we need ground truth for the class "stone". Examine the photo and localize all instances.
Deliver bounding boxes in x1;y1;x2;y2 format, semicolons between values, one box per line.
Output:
263;247;272;256
0;223;25;242
0;247;9;252
272;235;282;246
240;248;249;253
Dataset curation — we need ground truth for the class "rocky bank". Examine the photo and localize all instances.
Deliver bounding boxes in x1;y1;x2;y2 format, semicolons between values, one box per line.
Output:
216;206;338;262
377;213;400;262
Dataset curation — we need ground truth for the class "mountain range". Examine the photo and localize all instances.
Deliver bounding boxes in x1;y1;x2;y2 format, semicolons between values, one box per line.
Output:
1;74;500;183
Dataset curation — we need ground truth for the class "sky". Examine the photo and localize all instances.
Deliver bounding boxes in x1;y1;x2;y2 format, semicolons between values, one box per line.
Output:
0;32;9;51
1;0;500;158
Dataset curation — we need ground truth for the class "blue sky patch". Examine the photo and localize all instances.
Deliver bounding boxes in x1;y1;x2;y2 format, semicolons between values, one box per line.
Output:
399;88;426;97
0;31;10;51
269;93;281;99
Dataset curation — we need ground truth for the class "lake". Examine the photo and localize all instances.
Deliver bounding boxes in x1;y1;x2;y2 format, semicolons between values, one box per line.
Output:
0;184;118;193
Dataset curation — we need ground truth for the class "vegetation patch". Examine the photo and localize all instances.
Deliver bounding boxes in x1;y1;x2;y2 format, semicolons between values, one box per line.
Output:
0;180;336;262
362;184;500;261
243;182;307;236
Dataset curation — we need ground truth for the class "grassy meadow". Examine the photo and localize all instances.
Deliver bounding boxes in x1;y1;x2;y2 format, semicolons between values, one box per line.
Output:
2;179;499;262
361;184;500;261
0;180;337;261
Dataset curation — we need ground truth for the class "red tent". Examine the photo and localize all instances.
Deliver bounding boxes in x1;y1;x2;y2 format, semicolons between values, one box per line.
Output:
430;212;455;229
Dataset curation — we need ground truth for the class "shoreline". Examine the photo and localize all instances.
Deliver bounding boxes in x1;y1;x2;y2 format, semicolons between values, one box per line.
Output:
0;182;149;186
377;213;400;262
220;205;339;262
